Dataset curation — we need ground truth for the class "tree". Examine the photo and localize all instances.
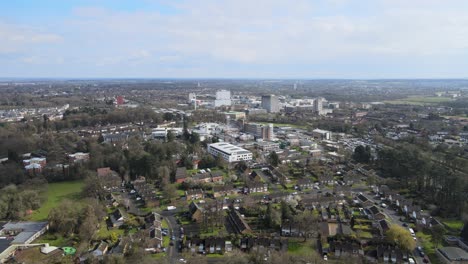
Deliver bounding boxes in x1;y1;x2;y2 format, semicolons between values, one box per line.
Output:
268;151;279;167
48;200;81;236
79;205;99;241
162;183;178;203
431;225;445;248
386;225;416;251
166;130;175;142
353;145;371;163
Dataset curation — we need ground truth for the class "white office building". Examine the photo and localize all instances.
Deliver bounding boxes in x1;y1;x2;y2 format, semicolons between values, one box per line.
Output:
214;90;231;107
207;142;253;163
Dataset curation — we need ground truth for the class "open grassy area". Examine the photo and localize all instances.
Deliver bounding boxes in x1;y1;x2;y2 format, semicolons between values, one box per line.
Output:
28;181;84;221
384;96;454;105
441;219;464;231
288;239;315;256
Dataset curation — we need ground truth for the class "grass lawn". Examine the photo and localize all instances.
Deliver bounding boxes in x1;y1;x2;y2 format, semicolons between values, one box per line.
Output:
96;221;125;240
288;240;315;256
441;219;464;231
35;232;72;247
28;181;84;221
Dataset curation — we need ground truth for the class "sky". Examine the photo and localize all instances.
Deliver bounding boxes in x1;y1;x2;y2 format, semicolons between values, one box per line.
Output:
1;0;468;79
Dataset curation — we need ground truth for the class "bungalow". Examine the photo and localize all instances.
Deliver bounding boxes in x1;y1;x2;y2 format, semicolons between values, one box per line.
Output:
185;189;204;200
175;167;188;183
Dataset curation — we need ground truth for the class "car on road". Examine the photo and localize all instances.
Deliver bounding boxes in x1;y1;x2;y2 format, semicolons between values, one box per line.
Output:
402;223;408;227
171;235;175;240
323;255;328;261
408;257;415;264
419;251;425;257
179;258;187;263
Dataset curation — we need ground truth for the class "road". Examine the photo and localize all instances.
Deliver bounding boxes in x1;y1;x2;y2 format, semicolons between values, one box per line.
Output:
161;210;182;264
367;193;428;264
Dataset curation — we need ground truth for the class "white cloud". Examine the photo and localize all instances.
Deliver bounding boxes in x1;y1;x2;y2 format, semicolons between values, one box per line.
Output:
0;22;63;54
2;0;468;77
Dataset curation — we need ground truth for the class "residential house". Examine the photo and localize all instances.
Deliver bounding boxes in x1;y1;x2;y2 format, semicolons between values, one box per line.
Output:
210;171;224;183
243;182;268;194
109;209;125;228
227;209;252;234
376;219;390;237
296;178;313;190
330;240;364;257
191;173;212;184
319;174;334;185
67;152;90;163
186;189;204;200
436;247;468;264
213;185;236;198
175;167;188;183
367;206;386;220
356;194;374;207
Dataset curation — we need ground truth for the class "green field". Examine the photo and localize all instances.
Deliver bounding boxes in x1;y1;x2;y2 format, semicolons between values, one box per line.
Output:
28;181;85;221
384;96;454;105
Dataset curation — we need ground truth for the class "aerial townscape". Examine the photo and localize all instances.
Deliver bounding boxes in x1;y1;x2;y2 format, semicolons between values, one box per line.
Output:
0;79;467;264
2;1;468;264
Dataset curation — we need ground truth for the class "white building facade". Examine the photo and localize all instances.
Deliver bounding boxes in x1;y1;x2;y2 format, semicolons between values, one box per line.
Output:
207;142;253;163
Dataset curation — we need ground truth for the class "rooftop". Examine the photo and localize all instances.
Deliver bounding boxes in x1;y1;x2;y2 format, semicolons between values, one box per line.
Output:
208;142;251;155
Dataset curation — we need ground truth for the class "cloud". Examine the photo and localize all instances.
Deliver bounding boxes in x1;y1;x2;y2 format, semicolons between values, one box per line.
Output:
0;22;63;54
2;0;468;77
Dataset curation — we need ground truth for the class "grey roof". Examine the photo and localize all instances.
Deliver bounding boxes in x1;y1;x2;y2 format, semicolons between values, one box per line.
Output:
12;231;37;244
0;239;11;254
438;247;468;260
2;221;48;232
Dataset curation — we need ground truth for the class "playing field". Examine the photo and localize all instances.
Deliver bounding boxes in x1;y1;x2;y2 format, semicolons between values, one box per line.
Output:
28;181;84;221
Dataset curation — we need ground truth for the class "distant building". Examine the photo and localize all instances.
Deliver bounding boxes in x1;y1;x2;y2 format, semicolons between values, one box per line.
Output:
67;152;90;163
246;108;268;115
312;129;331;140
244;123;274;140
215;90;231;107
116;96;124;105
314;98;324;115
207;142;252;163
261;95;280;113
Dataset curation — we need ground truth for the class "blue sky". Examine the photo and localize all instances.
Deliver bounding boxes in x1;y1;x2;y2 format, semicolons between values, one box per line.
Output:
1;0;468;78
